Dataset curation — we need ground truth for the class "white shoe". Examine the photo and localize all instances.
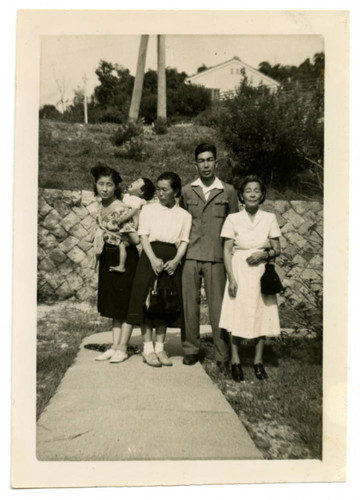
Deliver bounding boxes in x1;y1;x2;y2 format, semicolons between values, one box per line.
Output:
95;349;115;361
109;350;128;363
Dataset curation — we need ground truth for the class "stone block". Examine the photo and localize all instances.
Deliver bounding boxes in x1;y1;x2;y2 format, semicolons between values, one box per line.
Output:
56;281;73;300
285;231;307;249
37;246;46;261
290;201;309;215
273;211;287;228
309;254;323;270
297;219;318;236
68;223;88;240
63;190;82;206
76;287;95;302
301;267;321;281
78;239;92;252
273;200;290;213
279;222;293;235
282;208;305;229
60;212;81;232
293;254;307;267
42;189;63;205
59;236;78;253
38;232;58;251
71;205;89;219
38;257;56;272
54;200;71;218
49;249;67;264
38;198;52;218
42;210;62;231
52;226;68;241
281;244;297;259
66;273;84;292
81;190;96;207
67;246;86;264
38;282;56;301
87;201;99;216
81;214;97;230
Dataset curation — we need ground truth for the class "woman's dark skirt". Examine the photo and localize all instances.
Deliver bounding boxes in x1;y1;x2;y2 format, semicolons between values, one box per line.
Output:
127;242;184;328
98;242;139;320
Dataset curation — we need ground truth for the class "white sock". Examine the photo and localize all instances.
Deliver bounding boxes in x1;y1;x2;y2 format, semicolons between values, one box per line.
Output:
155;341;164;354
143;341;154;355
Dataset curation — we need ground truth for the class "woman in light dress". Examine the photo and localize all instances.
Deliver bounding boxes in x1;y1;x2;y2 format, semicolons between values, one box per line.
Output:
219;175;282;382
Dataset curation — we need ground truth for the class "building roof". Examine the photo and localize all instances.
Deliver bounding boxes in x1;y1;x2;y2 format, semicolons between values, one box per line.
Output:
185;57;280;88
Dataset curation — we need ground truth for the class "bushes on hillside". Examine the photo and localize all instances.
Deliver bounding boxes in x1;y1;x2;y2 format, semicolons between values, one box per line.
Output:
217;76;324;194
112;120;146;160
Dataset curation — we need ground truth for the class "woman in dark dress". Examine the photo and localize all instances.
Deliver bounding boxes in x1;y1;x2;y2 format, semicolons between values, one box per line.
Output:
127;172;192;367
91;164;140;363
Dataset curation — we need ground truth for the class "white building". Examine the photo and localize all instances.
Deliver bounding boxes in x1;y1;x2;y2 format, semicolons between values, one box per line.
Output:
185;57;280;99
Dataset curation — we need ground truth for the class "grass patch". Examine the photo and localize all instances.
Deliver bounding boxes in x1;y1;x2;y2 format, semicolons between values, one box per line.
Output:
39;119;316;200
36;301;110;419
201;334;322;459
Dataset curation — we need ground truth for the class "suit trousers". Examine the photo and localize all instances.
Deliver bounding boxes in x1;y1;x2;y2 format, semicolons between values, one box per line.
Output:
182;259;229;362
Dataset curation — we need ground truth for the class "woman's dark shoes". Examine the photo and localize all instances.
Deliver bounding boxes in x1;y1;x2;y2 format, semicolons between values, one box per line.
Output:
183;354;199;366
254;363;268;380
231;363;244;383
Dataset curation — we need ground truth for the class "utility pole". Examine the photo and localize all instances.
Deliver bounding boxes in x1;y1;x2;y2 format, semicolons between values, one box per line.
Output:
129;35;149;121
157;35;166;119
82;74;88;124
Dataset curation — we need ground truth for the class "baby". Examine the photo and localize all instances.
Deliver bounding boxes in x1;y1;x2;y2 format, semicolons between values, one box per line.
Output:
114;177;155;272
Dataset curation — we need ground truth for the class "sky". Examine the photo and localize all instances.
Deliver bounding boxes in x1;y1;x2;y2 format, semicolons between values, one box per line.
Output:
40;34;324;108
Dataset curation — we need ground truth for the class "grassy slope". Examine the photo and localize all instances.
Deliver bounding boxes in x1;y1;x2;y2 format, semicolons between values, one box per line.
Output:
39;119;221;191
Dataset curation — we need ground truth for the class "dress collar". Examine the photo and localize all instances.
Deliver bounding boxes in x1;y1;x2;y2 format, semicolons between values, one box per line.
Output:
191;176;223;191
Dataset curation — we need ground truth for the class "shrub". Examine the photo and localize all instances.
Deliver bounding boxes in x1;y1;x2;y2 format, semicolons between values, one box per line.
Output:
153;117;168;135
217;77;324;194
112;120;143;146
194;102;230;128
113;136;146;160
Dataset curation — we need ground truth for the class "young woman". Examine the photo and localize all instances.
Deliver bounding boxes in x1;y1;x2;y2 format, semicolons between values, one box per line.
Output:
127;172;192;367
91;164;140;363
219;175;282;381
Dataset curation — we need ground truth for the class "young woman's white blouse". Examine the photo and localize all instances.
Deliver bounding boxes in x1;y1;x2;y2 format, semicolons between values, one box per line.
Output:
221;209;281;249
138;202;192;247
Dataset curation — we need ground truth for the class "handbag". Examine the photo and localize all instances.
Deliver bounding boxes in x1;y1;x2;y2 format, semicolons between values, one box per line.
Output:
260;262;283;295
145;276;181;319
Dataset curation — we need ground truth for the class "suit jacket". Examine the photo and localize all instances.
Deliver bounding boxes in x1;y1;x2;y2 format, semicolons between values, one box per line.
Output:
180;180;239;262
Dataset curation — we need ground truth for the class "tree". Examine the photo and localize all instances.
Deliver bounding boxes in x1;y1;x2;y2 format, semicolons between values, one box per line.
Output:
39;105;62;120
218;75;324;194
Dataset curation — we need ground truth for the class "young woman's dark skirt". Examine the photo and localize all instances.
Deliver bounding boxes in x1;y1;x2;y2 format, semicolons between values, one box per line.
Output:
98;242;139;320
126;241;184;328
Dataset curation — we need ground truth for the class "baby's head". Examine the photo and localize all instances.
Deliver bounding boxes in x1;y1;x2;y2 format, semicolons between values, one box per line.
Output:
128;177;155;201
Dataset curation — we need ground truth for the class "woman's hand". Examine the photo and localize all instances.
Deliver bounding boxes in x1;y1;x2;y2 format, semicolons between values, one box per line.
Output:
246;251;267;266
163;259;179;276
150;257;164;275
228;278;238;298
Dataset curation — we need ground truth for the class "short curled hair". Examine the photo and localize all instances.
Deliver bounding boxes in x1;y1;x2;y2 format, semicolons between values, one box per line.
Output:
237;174;266;205
140;177;156;201
194;143;217;161
91;163;122;199
157;171;182;198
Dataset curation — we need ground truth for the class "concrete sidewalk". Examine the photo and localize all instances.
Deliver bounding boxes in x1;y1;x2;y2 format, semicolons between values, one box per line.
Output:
37;328;262;461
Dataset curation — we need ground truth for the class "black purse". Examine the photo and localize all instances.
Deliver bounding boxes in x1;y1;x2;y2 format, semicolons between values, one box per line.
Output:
145;276;181;319
260;262;283;295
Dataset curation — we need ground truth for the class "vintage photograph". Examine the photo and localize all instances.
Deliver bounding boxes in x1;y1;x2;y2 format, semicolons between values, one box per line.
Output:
12;10;349;488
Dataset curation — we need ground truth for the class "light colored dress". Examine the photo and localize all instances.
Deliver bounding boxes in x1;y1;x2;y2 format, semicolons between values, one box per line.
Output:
219;209;281;339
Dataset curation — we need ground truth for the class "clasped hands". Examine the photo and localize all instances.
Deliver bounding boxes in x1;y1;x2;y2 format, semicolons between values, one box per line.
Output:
151;257;179;276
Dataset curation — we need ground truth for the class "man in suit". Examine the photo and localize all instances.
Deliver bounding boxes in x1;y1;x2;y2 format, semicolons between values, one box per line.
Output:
181;143;239;371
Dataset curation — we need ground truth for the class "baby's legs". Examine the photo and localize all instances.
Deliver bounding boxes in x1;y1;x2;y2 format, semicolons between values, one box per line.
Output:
117;241;127;272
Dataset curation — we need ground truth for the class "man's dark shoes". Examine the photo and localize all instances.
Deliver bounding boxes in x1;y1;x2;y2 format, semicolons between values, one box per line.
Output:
231;363;244;383
183;354;199;366
254;363;268;380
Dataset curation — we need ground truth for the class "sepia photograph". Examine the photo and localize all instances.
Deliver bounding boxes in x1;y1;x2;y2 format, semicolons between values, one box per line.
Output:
11;8;349;489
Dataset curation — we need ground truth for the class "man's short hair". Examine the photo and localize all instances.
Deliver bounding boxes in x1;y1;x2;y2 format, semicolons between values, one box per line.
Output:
194;143;217;161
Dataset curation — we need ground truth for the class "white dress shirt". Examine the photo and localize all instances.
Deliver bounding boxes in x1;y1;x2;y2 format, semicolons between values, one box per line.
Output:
191;176;224;200
138;202;192;247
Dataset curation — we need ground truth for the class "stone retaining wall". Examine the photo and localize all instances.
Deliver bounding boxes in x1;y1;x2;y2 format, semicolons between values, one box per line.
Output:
38;189;323;315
